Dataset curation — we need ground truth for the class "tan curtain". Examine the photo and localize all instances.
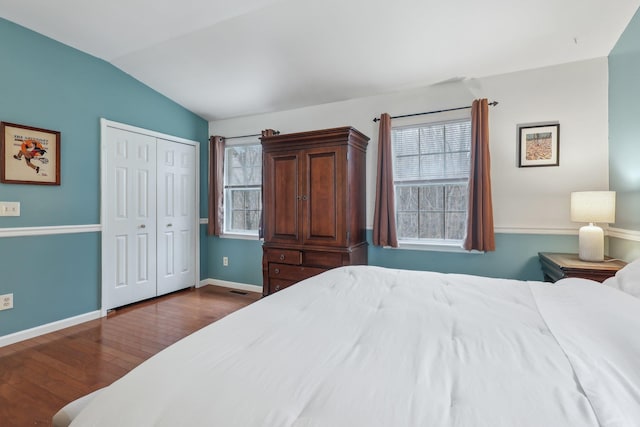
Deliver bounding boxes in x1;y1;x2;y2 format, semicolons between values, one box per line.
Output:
463;99;495;251
207;135;225;236
373;113;398;247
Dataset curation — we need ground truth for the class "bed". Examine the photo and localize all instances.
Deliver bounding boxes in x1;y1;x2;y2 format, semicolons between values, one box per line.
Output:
55;263;640;426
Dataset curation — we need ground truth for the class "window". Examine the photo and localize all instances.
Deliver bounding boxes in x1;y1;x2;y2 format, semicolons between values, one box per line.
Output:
224;144;262;235
392;119;471;243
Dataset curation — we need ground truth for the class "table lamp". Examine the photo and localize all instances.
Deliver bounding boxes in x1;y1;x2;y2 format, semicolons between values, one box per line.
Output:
570;191;615;262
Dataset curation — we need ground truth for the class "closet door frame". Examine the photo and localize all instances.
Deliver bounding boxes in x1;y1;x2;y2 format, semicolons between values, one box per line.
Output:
100;119;200;316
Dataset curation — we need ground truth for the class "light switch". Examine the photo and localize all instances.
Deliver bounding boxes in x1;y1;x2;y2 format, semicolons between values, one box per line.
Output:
0;202;20;216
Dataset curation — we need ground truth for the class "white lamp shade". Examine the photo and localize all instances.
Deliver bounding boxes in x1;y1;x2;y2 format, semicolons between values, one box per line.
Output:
570;191;616;224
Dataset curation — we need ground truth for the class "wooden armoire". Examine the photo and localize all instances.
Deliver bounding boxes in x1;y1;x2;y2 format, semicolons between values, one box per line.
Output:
261;127;369;296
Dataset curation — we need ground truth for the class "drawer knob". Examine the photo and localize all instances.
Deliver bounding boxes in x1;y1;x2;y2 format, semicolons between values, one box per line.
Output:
274;268;280;274
279;254;285;261
275;285;280;291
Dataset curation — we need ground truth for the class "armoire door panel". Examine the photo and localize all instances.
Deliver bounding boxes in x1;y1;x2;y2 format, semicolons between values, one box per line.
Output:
304;147;346;246
265;153;300;242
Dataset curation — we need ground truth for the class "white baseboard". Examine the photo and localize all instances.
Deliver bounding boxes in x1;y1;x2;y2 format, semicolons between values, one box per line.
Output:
199;278;262;293
0;310;102;348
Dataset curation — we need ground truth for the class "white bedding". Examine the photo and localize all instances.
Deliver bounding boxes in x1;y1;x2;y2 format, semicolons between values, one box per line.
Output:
69;266;640;426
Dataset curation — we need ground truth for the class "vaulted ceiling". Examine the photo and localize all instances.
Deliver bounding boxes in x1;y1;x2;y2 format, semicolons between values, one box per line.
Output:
1;0;638;120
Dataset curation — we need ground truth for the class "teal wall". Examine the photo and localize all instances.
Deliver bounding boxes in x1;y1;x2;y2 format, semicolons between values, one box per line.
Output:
368;232;578;281
608;7;640;260
0;233;100;336
206;236;264;285
609;7;640;231
0;18;208;336
204;230;581;287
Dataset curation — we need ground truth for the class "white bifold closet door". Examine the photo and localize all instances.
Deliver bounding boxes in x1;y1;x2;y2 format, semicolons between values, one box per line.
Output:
156;138;196;296
102;124;197;311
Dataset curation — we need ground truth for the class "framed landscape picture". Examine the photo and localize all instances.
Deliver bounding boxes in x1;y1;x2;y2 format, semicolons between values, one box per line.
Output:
518;123;559;167
0;122;60;185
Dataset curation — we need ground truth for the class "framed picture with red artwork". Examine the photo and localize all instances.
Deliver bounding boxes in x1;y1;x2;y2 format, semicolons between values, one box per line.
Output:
0;121;60;185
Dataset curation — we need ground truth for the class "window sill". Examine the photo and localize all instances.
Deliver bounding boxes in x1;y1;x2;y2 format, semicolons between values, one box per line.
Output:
385;240;484;254
220;232;260;241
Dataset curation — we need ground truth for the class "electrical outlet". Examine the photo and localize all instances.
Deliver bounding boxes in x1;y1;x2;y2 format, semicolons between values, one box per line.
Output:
223;256;229;267
0;293;13;310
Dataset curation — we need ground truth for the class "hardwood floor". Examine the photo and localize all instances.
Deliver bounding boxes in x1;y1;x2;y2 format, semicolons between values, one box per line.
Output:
0;285;261;426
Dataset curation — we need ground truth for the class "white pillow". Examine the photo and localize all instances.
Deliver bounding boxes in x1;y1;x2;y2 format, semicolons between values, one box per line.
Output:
606;258;640;298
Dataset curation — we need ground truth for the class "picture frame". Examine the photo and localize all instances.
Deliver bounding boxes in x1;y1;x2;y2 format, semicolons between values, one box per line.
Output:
0;122;60;185
518;123;560;167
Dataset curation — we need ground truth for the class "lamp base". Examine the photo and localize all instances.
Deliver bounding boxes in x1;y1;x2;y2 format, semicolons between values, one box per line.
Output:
578;224;604;262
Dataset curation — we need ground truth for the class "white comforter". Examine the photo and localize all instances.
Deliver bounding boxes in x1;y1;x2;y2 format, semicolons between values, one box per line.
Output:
71;266;640;426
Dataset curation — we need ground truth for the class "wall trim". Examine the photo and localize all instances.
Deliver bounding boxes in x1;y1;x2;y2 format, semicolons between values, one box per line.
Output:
3;224;629;242
364;225;580;236
200;278;262;293
493;226;639;241
608;227;640;242
0;310;101;348
494;226;577;235
0;224;101;238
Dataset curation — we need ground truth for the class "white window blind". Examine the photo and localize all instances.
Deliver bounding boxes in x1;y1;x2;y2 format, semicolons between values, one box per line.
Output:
224;144;262;234
392;119;471;242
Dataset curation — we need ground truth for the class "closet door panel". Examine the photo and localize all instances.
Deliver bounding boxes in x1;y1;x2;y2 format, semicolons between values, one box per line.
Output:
103;127;157;310
156;139;196;296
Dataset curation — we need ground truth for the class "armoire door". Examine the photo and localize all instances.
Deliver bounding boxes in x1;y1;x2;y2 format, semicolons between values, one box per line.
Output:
103;127;158;310
302;146;346;247
156;139;197;295
263;151;301;244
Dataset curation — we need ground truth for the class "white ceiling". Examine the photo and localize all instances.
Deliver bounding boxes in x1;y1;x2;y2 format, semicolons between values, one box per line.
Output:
1;0;638;121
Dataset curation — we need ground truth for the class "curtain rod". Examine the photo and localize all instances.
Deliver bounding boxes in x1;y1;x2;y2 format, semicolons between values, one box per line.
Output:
372;101;499;123
222;131;281;140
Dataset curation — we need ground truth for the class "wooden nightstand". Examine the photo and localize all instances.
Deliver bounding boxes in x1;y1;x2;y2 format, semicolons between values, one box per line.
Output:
538;252;627;283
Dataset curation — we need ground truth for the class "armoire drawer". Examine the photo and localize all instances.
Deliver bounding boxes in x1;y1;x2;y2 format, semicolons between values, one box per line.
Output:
268;263;326;282
303;251;344;268
269;278;297;294
264;249;302;265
